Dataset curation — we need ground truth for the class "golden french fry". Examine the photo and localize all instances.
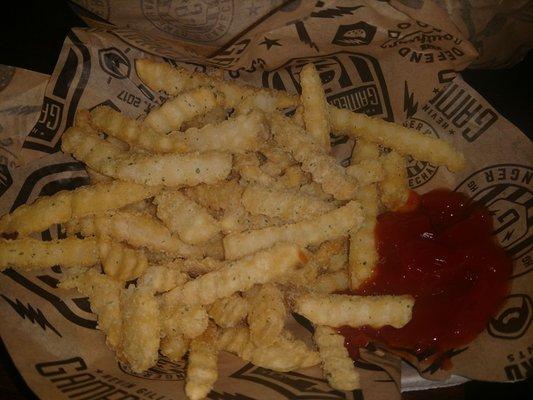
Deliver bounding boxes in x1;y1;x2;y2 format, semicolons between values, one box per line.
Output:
234;152;276;185
380;150;410;210
314;325;360;390
300;63;330;150
329;106;466;171
161;302;209;339
345;159;384;186
92;106;266;154
137;265;189;293
219;206;283;234
219;326;320;372
247;284;286;347
293;293;414;329
276;165;311;190
271;114;357;200
163;243;307;305
98;238;148;282
223;201;363;260
0;237;98;271
120;286;160;372
242;185;335;223
135;59;298;111
314;270;349;293
154;190;220;244
147;257;225;276
258;145;296;177
185;322;218;400
144;88;218;134
183;179;243;212
181;106;228;130
161;334;190;362
208;293;249;328
60;268;122;350
0;181;158;236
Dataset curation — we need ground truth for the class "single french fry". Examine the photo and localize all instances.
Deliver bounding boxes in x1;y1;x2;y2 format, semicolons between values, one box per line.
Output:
247;284;286;347
242;185;335;223
120;286;160;372
0;181;158;236
154;190;220;244
183;179;243;213
380;150;410;210
329;106;466;171
135;59;298;111
271;114;357;200
185;322;219;400
92;106;267;154
300;63;330;151
0;237;98;271
98;238;149;282
163;243;307;305
345;159;384;186
137;265;189;293
314;270;349;293
208;293;249;328
60;268;122;350
146;257;225;276
293;293;414;329
314;326;360;390
234;153;276;185
161;334;190;362
144;88;218;134
161;302;209;340
223;201;363;260
219;326;320;372
181;106;228;130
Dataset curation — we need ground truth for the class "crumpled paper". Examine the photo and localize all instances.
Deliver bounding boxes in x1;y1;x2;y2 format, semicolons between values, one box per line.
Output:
1;1;532;399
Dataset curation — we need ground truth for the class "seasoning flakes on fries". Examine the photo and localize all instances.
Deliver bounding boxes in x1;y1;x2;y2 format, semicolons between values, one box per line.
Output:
0;59;467;398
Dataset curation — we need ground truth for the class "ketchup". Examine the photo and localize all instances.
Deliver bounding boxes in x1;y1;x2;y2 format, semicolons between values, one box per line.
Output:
338;189;513;362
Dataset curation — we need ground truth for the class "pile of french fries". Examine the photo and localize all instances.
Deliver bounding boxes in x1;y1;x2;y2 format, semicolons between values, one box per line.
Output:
0;59;465;399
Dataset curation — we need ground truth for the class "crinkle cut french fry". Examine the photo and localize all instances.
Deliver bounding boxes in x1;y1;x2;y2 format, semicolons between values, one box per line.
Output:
0;237;98;271
98;238;149;282
60;268;122;350
300;63;330;151
161;333;190;362
380;150;410;211
329;105;466;172
135;59;298;111
147;257;225;276
183;179;243;212
144;87;218;134
314;326;360;391
314;270;349;293
219;326;320;372
154;190;220;244
271;114;357;200
92;106;267;154
223;201;363;260
258;145;296;177
345;159;384;186
161;302;209;339
120;286;160;372
208;293;249;328
242;185;335;223
137;265;189;293
219;205;283;234
186;322;218;400
163;243;307;305
247;284;286;347
234;153;275;185
83;211;205;258
181;106;228;130
0;181;158;236
294;293;414;329
61;126;125;175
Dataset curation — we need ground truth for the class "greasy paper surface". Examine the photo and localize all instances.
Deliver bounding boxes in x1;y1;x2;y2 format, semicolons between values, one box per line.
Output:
0;1;532;399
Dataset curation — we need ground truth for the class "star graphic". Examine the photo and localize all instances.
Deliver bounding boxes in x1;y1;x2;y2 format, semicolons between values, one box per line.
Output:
448;129;456;135
259;37;281;50
433;87;440;94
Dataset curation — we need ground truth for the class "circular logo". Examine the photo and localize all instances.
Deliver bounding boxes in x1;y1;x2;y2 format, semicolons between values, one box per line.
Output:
142;0;233;42
455;164;532;278
403;118;439;188
488;294;532;339
119;354;186;380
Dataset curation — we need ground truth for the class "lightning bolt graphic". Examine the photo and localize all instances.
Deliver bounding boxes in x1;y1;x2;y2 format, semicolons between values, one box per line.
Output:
503;229;515;242
403;81;419;119
311;6;363;18
1;295;61;337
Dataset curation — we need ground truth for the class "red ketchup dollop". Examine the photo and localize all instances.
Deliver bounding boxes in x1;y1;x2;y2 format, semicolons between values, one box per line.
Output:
338;189;513;362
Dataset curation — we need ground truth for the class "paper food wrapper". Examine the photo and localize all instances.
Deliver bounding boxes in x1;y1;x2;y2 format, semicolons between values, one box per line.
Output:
0;1;532;399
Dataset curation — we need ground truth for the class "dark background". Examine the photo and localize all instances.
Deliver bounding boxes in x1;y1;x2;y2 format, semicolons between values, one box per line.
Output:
0;1;531;399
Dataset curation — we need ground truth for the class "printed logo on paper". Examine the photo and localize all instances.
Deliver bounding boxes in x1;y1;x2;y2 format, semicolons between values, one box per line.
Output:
381;20;466;64
403;118;439;188
231;363;352;399
98;47;131;80
141;0;234;42
455;164;533;278
332;22;377;46
119;354;186;381
488;294;532;340
262;51;393;121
